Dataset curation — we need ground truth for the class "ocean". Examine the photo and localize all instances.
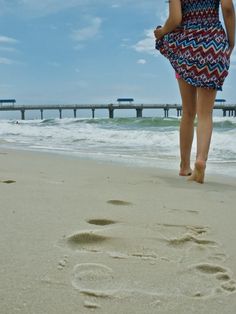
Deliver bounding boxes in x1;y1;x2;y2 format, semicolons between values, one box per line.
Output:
0;116;236;177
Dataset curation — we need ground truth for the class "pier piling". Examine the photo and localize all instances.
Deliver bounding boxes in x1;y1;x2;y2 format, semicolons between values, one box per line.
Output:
21;110;25;120
92;108;95;118
109;106;114;119
136;108;143;118
177;108;182;117
164;108;169;118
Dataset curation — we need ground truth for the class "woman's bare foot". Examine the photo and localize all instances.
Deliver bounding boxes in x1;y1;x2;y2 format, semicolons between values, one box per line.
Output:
179;169;192;176
188;160;206;184
179;162;192;176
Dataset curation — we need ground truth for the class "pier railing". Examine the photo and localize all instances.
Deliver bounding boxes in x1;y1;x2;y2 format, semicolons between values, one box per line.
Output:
0;103;236;120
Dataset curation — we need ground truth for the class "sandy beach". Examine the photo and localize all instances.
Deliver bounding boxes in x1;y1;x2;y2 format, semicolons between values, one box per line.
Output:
1;148;236;314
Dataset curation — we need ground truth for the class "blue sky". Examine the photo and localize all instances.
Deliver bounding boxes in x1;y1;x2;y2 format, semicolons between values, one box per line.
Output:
0;0;236;106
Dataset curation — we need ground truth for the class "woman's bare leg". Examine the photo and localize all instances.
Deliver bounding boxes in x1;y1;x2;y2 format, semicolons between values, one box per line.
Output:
178;78;197;176
189;87;217;183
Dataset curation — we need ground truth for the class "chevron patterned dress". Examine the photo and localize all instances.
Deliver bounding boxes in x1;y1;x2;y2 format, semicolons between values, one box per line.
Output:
155;0;230;90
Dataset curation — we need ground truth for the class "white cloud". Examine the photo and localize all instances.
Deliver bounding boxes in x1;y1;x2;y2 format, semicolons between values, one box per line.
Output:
0;57;14;64
133;29;156;56
0;35;18;65
137;59;147;64
0;35;18;44
71;17;102;42
111;4;120;8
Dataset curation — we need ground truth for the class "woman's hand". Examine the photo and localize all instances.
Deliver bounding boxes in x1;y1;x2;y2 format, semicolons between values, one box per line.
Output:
154;27;164;40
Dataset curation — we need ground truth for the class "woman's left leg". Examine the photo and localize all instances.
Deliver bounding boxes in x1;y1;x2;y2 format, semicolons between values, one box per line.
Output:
177;78;197;176
189;87;217;183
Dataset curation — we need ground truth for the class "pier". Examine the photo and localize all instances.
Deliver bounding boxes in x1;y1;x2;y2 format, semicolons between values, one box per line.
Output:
0;103;236;120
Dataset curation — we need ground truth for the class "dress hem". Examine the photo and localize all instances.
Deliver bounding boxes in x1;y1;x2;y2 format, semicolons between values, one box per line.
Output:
174;68;222;91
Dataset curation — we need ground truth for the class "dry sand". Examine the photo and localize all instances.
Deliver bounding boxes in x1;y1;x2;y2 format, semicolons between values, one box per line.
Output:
0;148;236;314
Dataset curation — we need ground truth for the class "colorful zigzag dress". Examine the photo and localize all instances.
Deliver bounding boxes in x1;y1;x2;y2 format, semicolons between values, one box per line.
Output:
155;0;230;90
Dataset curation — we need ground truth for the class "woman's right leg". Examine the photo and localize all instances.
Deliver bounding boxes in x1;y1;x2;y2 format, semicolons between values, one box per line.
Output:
178;78;197;176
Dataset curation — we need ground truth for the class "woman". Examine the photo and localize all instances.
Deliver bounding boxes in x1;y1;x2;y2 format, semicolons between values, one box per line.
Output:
154;0;235;183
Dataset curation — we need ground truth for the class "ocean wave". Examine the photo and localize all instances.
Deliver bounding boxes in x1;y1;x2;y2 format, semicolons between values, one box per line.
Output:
213;119;236;130
37;116;236;131
0;117;236;177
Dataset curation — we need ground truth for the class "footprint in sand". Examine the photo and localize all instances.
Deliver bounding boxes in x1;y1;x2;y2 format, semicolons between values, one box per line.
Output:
64;222;217;263
156;223;216;248
83;301;101;309
66;222;236;303
221;281;236;292
155;223;208;236
0;180;16;184
66;231;111;249
166;234;217;247
87;219;117;226
216;273;231;281
195;263;228;274
71;263;117;298
107;200;132;206
64;218;118;252
71;261;163;302
193;263;236;295
154;223;236;296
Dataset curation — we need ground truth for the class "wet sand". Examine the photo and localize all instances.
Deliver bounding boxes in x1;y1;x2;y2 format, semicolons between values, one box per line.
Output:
1;148;236;313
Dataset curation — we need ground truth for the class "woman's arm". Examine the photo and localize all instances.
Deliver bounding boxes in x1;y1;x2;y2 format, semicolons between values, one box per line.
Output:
154;0;182;40
221;0;235;54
